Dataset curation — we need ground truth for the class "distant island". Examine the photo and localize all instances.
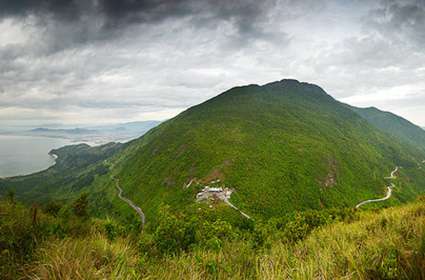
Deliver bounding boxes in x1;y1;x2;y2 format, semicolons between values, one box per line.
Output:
0;121;161;145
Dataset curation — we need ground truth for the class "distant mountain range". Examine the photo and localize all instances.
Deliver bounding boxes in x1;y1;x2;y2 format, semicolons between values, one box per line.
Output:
30;127;98;134
2;121;161;145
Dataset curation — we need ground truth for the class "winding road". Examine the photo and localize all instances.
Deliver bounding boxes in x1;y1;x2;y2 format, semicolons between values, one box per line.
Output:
114;178;146;228
355;166;399;209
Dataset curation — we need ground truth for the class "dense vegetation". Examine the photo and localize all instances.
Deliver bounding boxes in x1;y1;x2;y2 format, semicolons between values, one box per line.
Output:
1;195;424;279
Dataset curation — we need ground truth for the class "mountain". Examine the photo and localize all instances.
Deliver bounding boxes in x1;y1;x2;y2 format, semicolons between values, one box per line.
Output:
2;79;425;221
100;79;425;219
350;106;425;152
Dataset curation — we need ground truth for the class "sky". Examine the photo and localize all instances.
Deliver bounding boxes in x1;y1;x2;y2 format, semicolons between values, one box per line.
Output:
1;0;425;127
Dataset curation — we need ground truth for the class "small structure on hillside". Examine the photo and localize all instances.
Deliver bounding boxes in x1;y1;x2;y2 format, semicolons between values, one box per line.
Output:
195;181;251;219
196;186;233;202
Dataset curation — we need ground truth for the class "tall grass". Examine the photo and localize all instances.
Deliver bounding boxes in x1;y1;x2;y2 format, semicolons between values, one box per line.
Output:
140;202;425;279
24;234;140;280
21;202;425;279
257;202;425;279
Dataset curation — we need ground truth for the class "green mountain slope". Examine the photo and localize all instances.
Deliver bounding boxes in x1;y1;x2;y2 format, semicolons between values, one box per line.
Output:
104;79;425;219
350;106;425;152
2;79;425;221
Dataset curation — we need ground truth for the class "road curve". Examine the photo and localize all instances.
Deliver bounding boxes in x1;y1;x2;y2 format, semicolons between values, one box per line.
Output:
114;178;146;228
355;167;398;209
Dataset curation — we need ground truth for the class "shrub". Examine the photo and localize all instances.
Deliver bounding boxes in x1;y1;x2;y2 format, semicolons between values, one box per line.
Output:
153;205;196;255
43;201;62;217
104;221;117;241
72;193;89;217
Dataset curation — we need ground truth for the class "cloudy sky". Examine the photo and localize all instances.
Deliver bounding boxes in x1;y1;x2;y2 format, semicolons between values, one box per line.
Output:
1;0;425;127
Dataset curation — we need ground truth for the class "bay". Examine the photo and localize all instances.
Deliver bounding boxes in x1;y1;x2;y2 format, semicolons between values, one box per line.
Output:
0;135;71;177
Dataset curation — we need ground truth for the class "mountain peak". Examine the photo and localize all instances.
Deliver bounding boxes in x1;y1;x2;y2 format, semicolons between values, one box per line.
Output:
263;79;300;88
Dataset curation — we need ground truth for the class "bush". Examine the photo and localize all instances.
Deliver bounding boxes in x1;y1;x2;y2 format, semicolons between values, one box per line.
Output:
153;205;196;255
72;193;89;217
102;219;125;241
43;201;62;217
104;221;117;241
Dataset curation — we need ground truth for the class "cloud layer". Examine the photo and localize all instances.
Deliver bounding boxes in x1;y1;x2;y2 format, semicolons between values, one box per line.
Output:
1;0;425;126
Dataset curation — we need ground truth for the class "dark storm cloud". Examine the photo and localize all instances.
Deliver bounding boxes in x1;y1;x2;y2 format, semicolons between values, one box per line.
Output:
0;0;84;21
367;0;425;47
0;0;288;56
0;0;278;36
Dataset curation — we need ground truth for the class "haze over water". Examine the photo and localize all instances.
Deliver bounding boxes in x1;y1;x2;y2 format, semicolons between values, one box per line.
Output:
0;135;70;177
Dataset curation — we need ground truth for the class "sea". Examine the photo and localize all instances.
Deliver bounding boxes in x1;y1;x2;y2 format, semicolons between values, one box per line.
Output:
0;135;71;177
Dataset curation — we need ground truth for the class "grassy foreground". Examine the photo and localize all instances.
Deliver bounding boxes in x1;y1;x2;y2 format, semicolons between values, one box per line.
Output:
134;201;425;279
2;196;424;279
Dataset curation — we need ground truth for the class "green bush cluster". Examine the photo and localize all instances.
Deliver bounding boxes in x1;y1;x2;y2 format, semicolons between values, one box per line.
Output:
251;207;359;249
139;205;239;256
136;204;359;259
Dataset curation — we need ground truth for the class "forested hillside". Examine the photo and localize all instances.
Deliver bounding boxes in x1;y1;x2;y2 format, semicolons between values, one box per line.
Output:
2;80;425;222
103;79;425;220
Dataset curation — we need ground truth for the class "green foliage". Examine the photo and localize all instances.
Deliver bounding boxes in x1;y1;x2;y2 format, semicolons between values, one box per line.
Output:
138;205;241;256
72;193;89;217
43;201;62;216
152;205;197;255
244;207;358;251
98;218;127;242
104;220;117;241
72;173;95;191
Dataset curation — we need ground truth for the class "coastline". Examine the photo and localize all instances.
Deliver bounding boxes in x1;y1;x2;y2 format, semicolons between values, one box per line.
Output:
0;135;69;178
49;152;58;160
